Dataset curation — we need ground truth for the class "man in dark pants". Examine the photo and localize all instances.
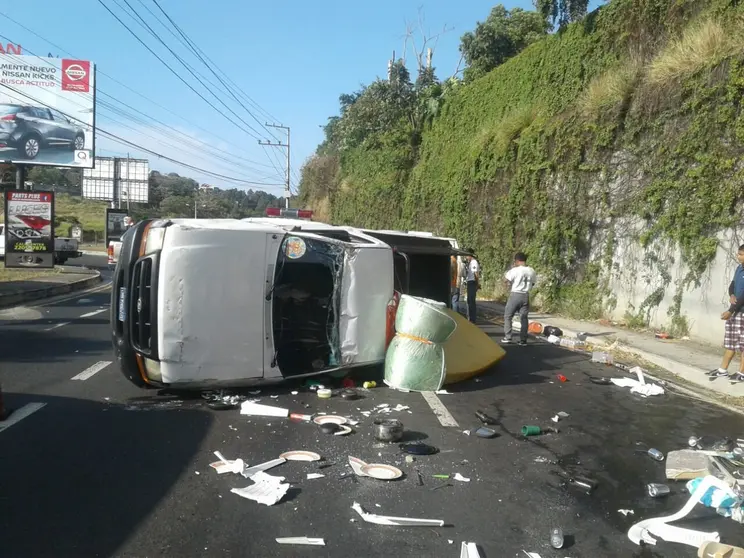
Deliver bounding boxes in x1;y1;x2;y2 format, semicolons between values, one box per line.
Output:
502;252;537;346
464;251;480;323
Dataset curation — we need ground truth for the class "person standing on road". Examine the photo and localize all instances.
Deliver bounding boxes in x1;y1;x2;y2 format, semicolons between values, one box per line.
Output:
502;252;537;346
451;255;463;312
465;251;480;323
709;244;744;381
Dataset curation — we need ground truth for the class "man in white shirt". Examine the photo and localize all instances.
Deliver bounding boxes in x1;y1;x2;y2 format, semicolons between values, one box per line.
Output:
502;252;537;345
465;251;480;323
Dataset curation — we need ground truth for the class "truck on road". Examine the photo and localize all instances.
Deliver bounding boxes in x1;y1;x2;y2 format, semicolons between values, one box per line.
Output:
0;223;82;264
111;217;466;390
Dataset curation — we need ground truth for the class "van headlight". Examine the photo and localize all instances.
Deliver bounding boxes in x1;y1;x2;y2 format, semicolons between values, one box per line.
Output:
144;226;166;256
143;358;162;382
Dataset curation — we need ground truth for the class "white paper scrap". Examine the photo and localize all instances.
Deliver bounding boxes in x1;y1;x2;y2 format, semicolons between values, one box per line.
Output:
611;377;664;397
307;473;325;480
619;509;634;516
209;451;245;474
461;542;481;558
351;502;444;527
435;390;451;395
240;400;288;417
522;552;542;558
231;471;290;506
454;473;470;482
241;457;286;479
276;537;325;546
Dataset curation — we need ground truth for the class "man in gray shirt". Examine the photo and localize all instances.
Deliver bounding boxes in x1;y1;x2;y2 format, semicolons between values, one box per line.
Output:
502;252;537;346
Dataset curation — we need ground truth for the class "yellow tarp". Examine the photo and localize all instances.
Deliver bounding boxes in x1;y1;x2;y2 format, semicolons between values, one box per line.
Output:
442;309;506;385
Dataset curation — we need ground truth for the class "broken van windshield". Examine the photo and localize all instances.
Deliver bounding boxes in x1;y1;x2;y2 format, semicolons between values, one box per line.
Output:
271;235;344;377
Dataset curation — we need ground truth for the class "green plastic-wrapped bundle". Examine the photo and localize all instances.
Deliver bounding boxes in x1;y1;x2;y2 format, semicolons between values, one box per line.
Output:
384;295;457;392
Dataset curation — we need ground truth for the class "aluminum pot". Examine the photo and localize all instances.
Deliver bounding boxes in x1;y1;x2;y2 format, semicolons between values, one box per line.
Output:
373;418;404;443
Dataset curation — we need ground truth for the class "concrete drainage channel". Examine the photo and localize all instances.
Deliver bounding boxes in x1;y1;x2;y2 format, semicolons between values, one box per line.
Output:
0;270;103;310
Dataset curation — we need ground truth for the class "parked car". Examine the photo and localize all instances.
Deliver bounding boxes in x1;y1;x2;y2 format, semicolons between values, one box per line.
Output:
110;218;467;390
0;103;86;160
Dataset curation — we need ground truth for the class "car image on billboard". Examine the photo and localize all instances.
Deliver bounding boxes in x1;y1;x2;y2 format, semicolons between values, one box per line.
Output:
0;55;95;168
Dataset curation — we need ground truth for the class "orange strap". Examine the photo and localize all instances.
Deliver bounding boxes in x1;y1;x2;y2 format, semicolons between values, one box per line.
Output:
397;332;434;345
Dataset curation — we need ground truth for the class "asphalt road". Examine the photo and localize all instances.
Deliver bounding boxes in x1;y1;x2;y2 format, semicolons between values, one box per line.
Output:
2;257;744;558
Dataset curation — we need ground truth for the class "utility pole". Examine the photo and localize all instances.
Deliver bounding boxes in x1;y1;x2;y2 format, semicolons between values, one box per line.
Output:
259;123;290;209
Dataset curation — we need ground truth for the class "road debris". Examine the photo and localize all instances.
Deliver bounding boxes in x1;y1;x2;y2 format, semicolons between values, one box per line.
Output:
351;502;444;526
275;537;325;546
618;509;634;516
610;377;664;397
209;451;245;474
240;401;289;417
373;418;404;442
241;457;287;478
460;542;482;557
453;473;470;482
307;473;325;480
280;451;321;462
231;471;290;506
550;526;564;548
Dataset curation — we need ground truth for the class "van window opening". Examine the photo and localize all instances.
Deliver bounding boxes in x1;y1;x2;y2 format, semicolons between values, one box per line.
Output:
271;236;344;376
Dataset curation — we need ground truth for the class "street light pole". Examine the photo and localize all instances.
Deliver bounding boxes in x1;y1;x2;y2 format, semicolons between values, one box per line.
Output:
259;123;291;209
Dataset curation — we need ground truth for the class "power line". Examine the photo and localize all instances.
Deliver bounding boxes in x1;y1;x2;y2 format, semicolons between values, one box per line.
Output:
0;82;285;188
0;15;279;171
95;0;266;142
147;0;281;142
259;123;291;208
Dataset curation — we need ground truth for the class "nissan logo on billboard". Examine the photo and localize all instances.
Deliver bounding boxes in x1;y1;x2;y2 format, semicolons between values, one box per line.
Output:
64;63;87;82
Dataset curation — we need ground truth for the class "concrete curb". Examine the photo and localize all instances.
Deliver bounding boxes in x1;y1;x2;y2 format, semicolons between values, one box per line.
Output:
0;271;102;310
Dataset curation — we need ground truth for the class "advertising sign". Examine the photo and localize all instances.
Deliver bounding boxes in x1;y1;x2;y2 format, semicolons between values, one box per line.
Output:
83;157;149;203
3;190;55;269
106;208;130;244
0;54;95;168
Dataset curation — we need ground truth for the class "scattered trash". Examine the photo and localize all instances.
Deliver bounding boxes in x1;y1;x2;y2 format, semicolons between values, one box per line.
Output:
433;474;450;479
698;541;744;557
589;376;612;385
475;410;498;425
647;448;665;462
474;426;498;438
460;542;482;557
313;415;348;426
231;471;290;506
400;442;439;455
280;451;321;462
611;377;664;397
340;389;359;400
209;451;245;474
317;388;332;399
241;457;287;478
435;389;452;395
556;374;567;383
373;418;404;442
689;436;700;448
655;332;671;340
453;473;470;482
648;483;671;497
543;326;563;337
591;351;614;365
522;425;558;437
628;475;725;547
240;401;289;418
351;502;444;526
565;474;598;493
342;378;356;388
291;391;299;395
320;423;342;435
547;335;560;344
194;471;200;475
666;450;712;480
361;463;403;480
289;413;312;422
363;381;377;389
522;551;542;558
619;509;635;516
276;537;325;546
307;473;325;480
334;425;353;436
405;455;415;463
534;456;549;464
550;527;564;549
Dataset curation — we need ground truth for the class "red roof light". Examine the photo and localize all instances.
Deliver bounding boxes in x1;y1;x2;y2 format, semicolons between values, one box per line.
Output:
265;208;313;219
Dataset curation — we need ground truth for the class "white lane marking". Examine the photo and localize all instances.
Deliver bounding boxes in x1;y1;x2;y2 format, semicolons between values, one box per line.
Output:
0;403;47;433
77;298;93;304
421;391;459;427
71;361;112;381
80;308;107;318
44;321;70;331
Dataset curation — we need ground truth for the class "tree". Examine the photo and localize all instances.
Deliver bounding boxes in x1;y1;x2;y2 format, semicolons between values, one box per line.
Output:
534;0;590;28
460;5;550;82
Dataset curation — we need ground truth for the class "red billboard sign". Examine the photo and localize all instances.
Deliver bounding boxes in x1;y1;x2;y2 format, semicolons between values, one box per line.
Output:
0;43;21;55
61;59;91;92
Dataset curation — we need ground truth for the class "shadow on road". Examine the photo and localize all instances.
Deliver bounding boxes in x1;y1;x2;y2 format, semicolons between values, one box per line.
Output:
0;391;213;558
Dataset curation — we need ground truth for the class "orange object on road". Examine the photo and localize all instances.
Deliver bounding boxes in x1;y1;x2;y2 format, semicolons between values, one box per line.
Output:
557;374;567;383
528;322;543;334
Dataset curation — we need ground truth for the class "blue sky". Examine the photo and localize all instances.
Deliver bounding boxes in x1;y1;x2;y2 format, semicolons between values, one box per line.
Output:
1;0;601;196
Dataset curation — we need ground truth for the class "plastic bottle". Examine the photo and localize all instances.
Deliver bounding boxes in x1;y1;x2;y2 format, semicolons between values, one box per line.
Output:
647;483;670;497
363;381;376;389
698;541;744;557
550;527;564;549
648;448;665;461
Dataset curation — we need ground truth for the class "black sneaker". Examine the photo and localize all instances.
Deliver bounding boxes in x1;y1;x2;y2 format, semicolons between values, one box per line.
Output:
708;369;729;377
731;373;744;383
518;341;527;346
501;338;512;344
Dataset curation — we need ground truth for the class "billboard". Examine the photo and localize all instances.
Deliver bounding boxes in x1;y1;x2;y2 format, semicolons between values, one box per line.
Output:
105;208;131;244
82;157;149;204
3;190;55;269
0;54;95;168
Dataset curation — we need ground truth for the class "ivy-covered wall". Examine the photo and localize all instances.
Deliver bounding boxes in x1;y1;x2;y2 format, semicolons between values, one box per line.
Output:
301;0;744;340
